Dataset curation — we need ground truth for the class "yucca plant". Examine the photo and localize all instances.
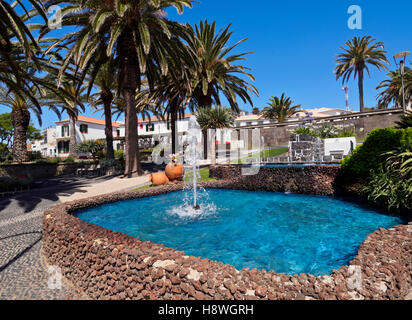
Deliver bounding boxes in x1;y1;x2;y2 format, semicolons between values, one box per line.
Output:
261;94;301;123
334;36;389;112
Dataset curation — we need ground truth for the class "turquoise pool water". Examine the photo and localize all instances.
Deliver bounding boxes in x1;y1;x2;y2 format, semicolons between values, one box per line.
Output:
75;189;403;276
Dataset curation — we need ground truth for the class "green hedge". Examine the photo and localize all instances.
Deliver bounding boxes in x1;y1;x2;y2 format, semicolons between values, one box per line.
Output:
340;127;408;178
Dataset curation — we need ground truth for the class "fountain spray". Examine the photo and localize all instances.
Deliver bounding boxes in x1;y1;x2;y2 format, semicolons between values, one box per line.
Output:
188;116;201;210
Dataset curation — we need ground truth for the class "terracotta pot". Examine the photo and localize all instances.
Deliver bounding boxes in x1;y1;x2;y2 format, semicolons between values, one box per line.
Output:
165;162;184;181
150;172;169;186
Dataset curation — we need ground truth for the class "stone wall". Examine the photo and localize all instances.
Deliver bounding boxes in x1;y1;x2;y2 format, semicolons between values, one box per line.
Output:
209;165;340;195
245;110;402;147
0;163;78;180
42;182;412;300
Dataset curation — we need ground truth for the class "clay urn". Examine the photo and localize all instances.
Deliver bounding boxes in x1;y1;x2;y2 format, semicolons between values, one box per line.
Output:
165;155;184;181
165;162;184;181
150;172;169;186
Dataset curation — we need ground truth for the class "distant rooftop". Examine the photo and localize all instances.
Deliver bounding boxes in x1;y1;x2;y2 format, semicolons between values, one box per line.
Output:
55;115;124;127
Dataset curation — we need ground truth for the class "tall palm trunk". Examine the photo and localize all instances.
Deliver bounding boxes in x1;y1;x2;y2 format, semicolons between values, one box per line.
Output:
69;114;77;158
210;129;216;165
358;67;365;112
197;93;213;160
11;108;30;163
171;110;177;154
121;39;141;178
170;98;179;154
102;90;114;160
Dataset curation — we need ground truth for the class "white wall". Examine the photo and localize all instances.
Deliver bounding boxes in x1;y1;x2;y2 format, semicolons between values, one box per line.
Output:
324;137;356;156
56;121;121;157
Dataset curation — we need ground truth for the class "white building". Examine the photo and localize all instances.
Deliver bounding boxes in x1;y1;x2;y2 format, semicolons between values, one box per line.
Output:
29;127;57;158
47;107;353;159
55;116;124;158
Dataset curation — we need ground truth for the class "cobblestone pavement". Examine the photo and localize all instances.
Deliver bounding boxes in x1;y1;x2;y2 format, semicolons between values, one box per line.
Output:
0;175;147;300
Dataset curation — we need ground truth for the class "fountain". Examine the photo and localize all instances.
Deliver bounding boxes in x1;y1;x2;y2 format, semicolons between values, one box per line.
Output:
187;115;201;210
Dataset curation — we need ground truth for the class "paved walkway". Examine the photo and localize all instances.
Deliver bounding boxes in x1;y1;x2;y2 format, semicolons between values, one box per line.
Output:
0;174;149;300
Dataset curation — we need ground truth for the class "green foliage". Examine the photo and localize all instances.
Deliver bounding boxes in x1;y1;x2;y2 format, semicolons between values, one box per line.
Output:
0;113;42;147
28;151;43;161
293;127;312;135
260;147;289;158
63;157;75;163
46;158;60;164
365;168;411;214
396;111;412;129
76;139;106;160
293;121;356;139
261;94;301;123
364;136;411;215
195;105;234;130
114;150;125;161
340;127;407;178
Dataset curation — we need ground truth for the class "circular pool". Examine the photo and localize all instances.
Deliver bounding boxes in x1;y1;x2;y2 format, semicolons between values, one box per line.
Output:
75;189;403;276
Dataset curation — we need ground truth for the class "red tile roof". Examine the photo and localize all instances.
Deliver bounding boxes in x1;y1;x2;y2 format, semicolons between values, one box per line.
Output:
55;115;123;127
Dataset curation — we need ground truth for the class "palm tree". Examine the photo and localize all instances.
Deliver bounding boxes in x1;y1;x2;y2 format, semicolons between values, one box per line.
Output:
42;79;87;158
0;1;47;83
41;0;195;177
183;20;258;158
396;111;412;129
76;139;106;162
261;94;301;123
377;67;412;109
89;61;118;160
0;86;60;162
196;106;234;165
334;36;389;112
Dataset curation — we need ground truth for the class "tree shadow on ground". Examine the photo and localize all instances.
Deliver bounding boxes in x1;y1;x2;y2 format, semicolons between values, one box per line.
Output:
0;175;117;214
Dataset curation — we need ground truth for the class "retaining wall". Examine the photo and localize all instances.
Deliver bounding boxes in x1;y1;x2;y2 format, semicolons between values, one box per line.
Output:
0;163;78;180
209;165;340;195
42;182;412;300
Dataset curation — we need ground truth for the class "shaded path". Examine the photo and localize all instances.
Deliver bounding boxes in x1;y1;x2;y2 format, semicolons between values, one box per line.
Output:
0;175;149;300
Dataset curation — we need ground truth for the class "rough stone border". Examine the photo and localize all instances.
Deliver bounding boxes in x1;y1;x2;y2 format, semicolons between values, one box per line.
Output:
42;181;412;300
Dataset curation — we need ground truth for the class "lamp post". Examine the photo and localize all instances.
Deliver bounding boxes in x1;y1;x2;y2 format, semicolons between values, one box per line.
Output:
394;51;410;114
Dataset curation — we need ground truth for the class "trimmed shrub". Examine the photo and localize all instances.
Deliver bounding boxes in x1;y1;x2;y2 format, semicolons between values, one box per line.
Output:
340;127;406;178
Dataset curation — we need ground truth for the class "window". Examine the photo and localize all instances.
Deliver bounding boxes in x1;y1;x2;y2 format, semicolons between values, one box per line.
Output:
80;124;88;134
117;143;121;151
139;124;144;130
58;141;69;153
167;122;170;130
61;125;69;137
116;129;120;137
146;124;155;132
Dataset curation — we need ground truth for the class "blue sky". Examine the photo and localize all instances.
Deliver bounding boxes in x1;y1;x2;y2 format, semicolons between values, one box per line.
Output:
1;0;412;129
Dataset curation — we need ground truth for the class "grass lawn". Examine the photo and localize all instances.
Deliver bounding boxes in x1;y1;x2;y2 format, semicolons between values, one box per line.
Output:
134;168;215;191
259;147;289;158
232;146;289;164
184;167;216;182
